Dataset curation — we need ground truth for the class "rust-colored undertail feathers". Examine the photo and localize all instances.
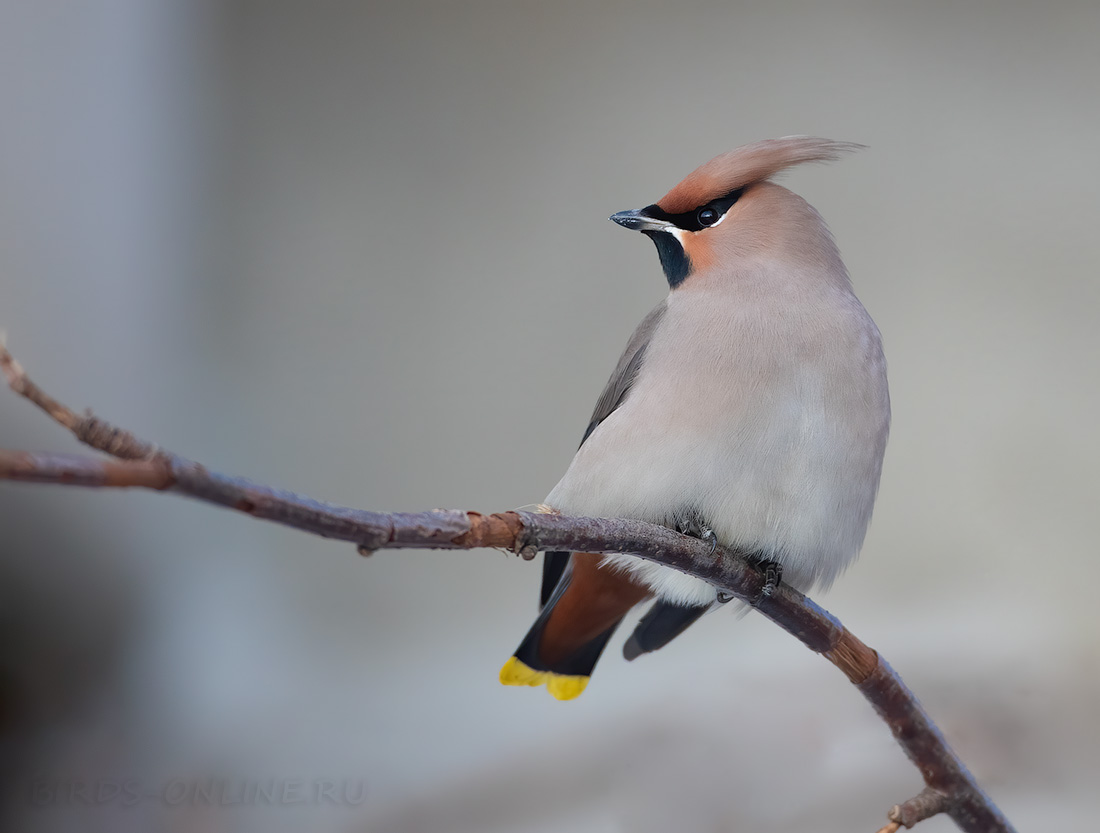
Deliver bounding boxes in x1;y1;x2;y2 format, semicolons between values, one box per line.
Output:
500;553;651;700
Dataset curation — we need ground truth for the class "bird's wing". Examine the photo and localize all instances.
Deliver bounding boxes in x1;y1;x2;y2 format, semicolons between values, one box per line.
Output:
580;299;667;444
540;299;668;607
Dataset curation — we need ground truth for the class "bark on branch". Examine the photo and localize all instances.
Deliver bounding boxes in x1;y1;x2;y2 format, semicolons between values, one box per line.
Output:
0;339;1016;833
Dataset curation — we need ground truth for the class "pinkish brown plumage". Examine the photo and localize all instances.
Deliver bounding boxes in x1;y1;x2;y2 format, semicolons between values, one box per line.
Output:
657;136;864;214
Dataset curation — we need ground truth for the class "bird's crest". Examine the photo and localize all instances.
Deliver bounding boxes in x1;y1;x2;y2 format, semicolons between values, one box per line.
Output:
657;136;863;214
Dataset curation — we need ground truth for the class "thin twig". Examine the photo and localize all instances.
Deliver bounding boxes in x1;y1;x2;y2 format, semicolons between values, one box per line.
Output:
0;339;1016;833
1;336;159;460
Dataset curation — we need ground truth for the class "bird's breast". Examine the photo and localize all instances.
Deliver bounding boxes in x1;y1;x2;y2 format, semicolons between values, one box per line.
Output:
546;282;890;590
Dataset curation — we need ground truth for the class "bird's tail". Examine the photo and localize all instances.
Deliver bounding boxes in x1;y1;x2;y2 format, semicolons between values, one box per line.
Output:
500;552;649;700
622;600;711;660
499;621;619;701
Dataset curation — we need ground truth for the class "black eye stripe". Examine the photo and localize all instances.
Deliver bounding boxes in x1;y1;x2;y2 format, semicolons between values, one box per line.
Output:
642;188;744;232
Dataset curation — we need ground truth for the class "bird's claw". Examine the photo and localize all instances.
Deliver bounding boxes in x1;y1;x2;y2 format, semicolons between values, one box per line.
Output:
675;514;718;555
750;559;783;606
762;561;782;596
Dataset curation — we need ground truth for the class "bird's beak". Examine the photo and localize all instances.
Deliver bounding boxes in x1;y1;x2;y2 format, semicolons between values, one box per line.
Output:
610;208;674;233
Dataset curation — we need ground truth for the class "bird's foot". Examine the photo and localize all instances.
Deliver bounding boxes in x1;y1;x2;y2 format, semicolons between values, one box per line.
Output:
676;515;718;556
749;558;783;606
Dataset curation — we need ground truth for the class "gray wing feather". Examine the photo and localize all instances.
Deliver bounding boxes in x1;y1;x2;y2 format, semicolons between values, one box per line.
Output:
580;300;666;446
541;300;667;610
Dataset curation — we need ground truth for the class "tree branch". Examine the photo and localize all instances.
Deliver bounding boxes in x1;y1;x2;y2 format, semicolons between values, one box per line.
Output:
0;339;1016;833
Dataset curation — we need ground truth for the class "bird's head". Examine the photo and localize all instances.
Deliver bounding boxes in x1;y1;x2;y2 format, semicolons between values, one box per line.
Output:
611;136;863;289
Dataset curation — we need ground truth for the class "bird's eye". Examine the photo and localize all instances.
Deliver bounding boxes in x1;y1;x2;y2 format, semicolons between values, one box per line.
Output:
697;207;719;226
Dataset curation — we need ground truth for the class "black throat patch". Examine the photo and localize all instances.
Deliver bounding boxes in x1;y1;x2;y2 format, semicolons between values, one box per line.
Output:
644;230;691;288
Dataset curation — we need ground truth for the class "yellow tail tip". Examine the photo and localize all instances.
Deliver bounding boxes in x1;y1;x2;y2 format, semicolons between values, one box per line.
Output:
499;656;589;700
546;674;589;700
499;656;545;687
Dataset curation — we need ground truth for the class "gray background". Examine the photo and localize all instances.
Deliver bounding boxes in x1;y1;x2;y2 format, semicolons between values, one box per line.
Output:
2;2;1098;831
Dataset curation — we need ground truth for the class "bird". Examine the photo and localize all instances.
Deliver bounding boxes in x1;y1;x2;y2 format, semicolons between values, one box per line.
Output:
499;136;890;700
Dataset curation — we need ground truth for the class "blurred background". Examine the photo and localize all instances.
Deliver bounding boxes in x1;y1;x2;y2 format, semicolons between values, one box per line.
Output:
2;1;1098;831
